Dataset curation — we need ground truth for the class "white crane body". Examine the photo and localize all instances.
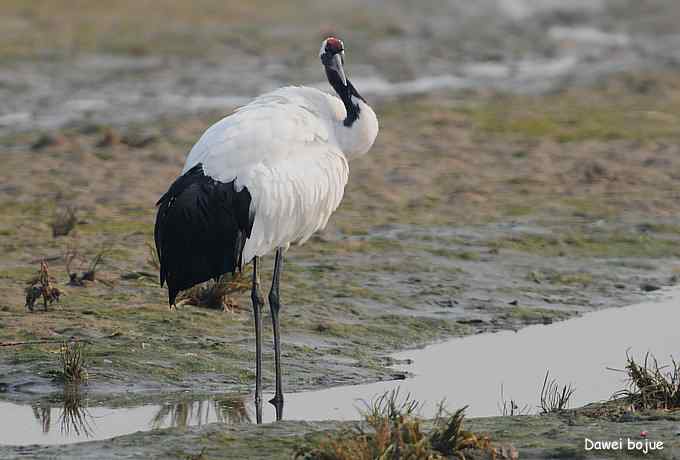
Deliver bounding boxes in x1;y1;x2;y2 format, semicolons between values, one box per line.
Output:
182;86;376;263
154;37;378;421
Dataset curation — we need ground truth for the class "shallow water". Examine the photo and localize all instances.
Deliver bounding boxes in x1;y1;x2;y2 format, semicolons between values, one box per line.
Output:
1;289;678;445
0;397;249;446
284;288;679;421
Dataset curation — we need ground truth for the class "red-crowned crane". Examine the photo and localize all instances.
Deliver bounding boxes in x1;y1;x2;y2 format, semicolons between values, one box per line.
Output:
154;37;378;422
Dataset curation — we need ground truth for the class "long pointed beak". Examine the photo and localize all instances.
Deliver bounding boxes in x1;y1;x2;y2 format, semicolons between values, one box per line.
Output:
330;53;347;87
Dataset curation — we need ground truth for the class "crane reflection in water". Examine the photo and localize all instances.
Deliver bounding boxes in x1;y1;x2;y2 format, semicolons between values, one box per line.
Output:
28;391;250;440
151;396;250;429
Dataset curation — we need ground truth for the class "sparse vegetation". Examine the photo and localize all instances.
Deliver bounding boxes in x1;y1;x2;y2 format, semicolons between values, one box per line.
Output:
295;389;506;460
65;244;109;286
184;448;208;460
611;352;680;411
464;86;680;143
178;273;250;311
51;206;78;238
428;403;496;458
539;371;575;414
54;341;88;385
24;260;61;311
498;384;530;416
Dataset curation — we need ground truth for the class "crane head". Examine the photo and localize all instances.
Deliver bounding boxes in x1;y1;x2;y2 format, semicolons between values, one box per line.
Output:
320;37;347;87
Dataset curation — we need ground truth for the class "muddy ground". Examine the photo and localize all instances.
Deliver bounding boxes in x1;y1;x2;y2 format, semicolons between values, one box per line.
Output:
3;0;680;134
2;75;680;457
2;0;680;458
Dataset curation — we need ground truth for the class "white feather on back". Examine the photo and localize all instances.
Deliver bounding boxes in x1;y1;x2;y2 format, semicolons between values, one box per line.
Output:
182;86;353;263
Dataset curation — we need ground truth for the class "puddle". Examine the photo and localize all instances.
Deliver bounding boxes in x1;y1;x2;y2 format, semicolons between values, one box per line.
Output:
0;395;250;446
1;289;678;446
284;289;679;421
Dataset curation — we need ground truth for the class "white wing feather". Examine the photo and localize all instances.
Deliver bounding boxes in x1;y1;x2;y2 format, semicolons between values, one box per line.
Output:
183;87;349;263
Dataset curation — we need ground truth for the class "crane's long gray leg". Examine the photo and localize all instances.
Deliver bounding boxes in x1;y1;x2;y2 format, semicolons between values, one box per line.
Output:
268;248;284;420
251;256;265;424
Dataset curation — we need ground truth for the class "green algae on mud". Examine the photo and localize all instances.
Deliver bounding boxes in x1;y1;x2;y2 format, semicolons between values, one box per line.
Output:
491;230;680;259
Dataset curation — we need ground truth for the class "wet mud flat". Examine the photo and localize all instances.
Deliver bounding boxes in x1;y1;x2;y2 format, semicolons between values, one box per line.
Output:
3;0;680;135
1;72;680;456
3;1;680;454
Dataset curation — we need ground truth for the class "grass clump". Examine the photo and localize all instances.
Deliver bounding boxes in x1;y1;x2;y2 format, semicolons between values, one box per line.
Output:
498;384;530;416
295;389;502;460
51;206;78;237
178;273;250;312
54;341;88;385
429;403;494;458
539;371;575;414
65;245;108;286
25;260;61;312
611;352;680;411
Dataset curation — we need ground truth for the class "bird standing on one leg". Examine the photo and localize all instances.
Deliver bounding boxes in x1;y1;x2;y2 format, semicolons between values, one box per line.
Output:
154;37;378;423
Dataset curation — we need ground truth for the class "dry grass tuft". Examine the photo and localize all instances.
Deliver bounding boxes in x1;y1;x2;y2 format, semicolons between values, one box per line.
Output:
498;384;530;416
65;244;108;286
185;448;208;460
178;273;250;312
31;133;68;151
52;207;78;238
295;389;506;460
539;370;575;414
96;128;121;148
25;260;61;312
429;403;494;457
611;352;680;411
55;341;88;385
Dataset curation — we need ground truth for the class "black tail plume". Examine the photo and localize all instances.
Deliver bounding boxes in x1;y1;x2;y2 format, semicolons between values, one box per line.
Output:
154;164;253;305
